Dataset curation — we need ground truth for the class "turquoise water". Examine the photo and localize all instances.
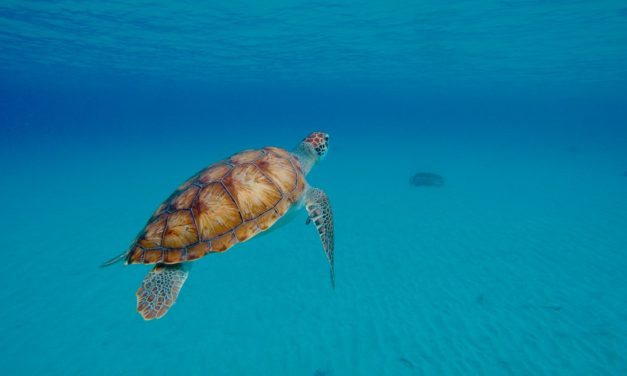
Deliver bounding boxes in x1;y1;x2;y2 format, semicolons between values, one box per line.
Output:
2;1;627;375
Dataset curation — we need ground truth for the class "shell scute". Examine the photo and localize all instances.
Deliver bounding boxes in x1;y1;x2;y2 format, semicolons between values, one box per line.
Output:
256;152;298;195
128;246;144;263
210;232;237;253
256;209;281;231
234;220;259;242
229;149;264;164
222;164;282;221
151;201;169;219
192;183;242;241
264;146;292;159
143;249;163;264
163;249;184;264
198;164;231;184
170;185;199;210
176;175;197;191
187;242;210;260
162;210;198;248
274;197;292;217
139;215;167;248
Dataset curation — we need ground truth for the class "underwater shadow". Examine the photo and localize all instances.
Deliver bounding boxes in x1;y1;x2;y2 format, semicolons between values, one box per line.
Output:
409;172;444;187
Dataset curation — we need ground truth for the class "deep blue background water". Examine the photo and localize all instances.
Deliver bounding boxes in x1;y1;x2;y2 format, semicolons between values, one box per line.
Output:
1;1;627;375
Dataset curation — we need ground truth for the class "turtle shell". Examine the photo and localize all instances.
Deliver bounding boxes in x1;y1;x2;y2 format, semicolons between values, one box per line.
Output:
126;147;305;265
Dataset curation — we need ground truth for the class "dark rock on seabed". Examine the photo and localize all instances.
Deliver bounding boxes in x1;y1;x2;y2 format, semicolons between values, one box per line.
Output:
410;172;444;187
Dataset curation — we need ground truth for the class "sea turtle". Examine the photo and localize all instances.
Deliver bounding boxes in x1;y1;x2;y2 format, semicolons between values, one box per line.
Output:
102;132;334;320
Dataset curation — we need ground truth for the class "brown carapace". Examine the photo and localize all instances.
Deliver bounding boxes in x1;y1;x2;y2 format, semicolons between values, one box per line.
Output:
126;146;306;265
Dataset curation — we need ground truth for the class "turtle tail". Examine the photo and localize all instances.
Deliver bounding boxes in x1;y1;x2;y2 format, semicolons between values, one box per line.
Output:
100;251;128;267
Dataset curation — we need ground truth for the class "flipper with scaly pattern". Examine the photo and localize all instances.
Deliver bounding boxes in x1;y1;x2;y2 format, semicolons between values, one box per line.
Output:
305;187;335;288
136;263;190;320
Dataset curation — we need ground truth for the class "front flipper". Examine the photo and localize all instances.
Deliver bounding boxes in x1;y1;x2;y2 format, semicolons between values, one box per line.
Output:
136;263;190;320
305;187;335;288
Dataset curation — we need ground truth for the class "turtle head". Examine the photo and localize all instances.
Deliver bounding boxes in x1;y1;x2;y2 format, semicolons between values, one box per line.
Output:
301;131;330;159
294;131;330;174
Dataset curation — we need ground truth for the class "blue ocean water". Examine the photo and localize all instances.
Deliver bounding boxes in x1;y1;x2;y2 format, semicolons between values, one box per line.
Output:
2;1;627;375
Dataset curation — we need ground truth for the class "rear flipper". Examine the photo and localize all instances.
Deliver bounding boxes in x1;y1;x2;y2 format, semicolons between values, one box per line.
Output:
136;263;190;320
